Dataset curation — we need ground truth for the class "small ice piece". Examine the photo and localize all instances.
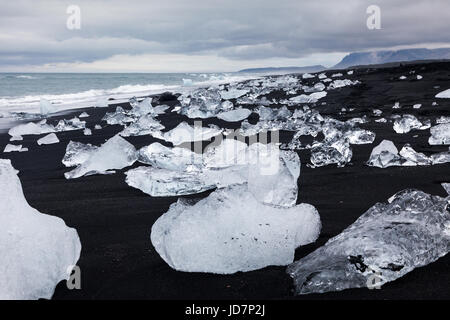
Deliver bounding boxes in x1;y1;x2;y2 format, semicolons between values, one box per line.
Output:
163;122;222;145
367;140;402;168
442;183;450;195
392;102;401;109
94;97;109;108
37;133;59;145
79;112;89;118
3;144;28;153
103;107;134;125
289;91;327;104
413;104;422;109
94;124;102;130
375;118;387;123
327;79;359;89
138;142;202;171
40;98;57;115
310;140;352;168
83;128;92;136
417;75;423;80
347;70;354;75
150;184;321;274
398;144;431;166
372;109;383;116
216;108;252;122
431;148;450;165
220;88;249;100
55;117;86;132
0;159;81;299
287;189;450;295
318;73;327;79
302;73;315;79
10;136;23;141
62;141;98;167
435;88;450;98
8;121;55;137
399;75;407;80
331;73;343;78
64;135;138;179
428;123;450;145
129;97;155;117
393;114;422;134
120;114;165;137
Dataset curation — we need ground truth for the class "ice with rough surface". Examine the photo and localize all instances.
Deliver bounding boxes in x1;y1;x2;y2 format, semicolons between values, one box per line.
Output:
287;189;450;295
151;184;321;274
393;115;423;134
429;123;450;145
216;108;252;122
0;159;81;299
138;142;202;171
62;141;98;167
37;133;59;145
64;135;138;179
367;140;402;168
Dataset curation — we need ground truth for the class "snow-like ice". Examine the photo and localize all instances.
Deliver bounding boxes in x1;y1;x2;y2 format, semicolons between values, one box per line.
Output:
429;123;450;145
287;189;450;295
64;135;138;179
37;133;59;145
0;159;81;299
151;184;321;274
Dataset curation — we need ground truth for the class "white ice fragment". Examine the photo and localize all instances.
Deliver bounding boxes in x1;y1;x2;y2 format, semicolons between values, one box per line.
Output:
40;98;57;115
79;112;89;118
417;75;423;80
216;108;252;122
94;124;102;130
10;136;23;141
0;159;81;299
162;122;222;145
3;144;28;153
64;135;138;179
302;73;315;79
347;70;354;75
399;75;407;80
393;115;423;134
151;184;321;274
83;128;92;136
220;88;249;100
435;89;450;98
8;121;55;137
413;104;422;109
442;183;450;195
138;142;202;171
62;141;98;167
287;189;450;295
398;144;431;166
289;91;327;104
367;140;401;168
37;133;59;145
429;123;450;145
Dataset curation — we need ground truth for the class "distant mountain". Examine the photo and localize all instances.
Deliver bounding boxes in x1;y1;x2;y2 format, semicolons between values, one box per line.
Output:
238;65;325;73
334;48;450;69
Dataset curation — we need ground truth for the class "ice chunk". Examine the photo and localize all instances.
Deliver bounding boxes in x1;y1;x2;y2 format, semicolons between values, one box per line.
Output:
163;122;222;145
138;142;202;171
302;73;315;79
217;108;252;122
55;117;86;132
64;135;137;179
40;98;57;115
83;128;92;136
367;140;402;168
416;75;423;80
120;114;164;137
151;184;321;274
327;79;359;89
289;92;327;104
287;189;450;295
62;141;98;167
3;144;28;153
429;123;450;145
10;136;23;142
435;88;450;98
442;183;450;195
94;124;102;130
37;133;59;145
310;140;352;168
393;115;423;134
102;107;134;125
79;112;89;118
8;121;55;137
178;88;222;118
398;144;431;166
0;159;81;299
431;148;450;165
413;104;422;109
220;88;249;100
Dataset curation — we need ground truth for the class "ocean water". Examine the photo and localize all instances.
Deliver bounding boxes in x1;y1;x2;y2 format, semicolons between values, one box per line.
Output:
0;72;259;115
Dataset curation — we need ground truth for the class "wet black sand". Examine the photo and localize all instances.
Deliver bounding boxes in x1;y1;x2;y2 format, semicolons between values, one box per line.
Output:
1;61;449;300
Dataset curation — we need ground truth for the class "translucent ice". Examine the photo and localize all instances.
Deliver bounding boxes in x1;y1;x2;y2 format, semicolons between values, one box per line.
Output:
8;121;55;137
289;92;327;104
64;135;138;179
287;189;450;295
37;133;59;145
367;140;402;168
0;159;81;299
393;115;423;134
62;141;98;167
151;184;321;274
216;108;252;122
429;123;450;145
138;142;202;171
220;88;249;100
40;98;57;115
120;114;165;137
162;122;222;145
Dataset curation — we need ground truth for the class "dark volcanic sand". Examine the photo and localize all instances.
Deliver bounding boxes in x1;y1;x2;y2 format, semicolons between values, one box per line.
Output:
1;61;449;300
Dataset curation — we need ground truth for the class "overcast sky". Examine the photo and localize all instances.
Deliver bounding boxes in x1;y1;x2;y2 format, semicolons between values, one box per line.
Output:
1;0;449;72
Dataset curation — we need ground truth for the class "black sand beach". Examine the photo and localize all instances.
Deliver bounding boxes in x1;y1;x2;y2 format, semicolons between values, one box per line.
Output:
1;61;449;300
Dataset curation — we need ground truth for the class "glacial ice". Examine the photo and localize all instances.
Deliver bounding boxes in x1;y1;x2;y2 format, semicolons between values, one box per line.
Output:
62;141;98;167
0;159;81;299
442;183;450;195
83;128;92;136
393;115;423;134
162;122;222;145
79;112;89;118
120;114;165;137
367;140;402;168
287;189;450;295
216;108;252;122
177;88;223;118
8;121;55;137
429;123;450;145
37;133;59;145
3;144;28;153
220;88;249;100
289;91;327;104
435;88;450;98
55;117;86;132
151;184;321;274
64;135;138;179
40;98;57;115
